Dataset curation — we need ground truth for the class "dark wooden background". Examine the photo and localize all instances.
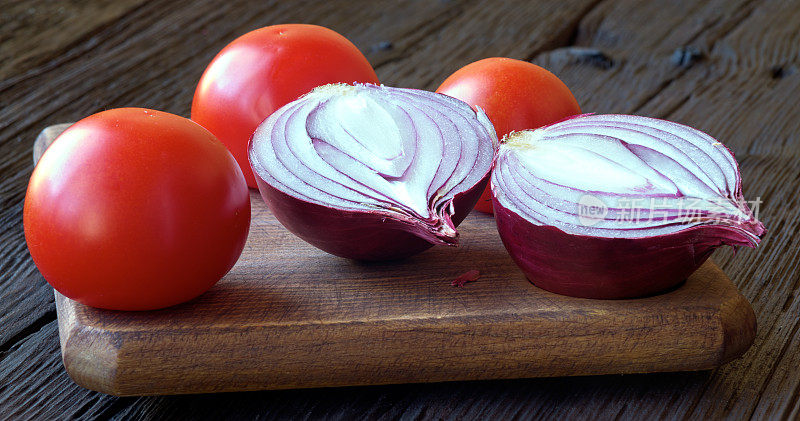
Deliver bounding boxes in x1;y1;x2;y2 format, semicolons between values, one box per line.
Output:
1;0;798;419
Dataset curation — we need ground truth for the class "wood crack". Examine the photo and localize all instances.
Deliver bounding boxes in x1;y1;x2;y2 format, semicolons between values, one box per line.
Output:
523;0;606;62
372;1;472;71
0;309;56;360
633;0;762;117
779;380;800;421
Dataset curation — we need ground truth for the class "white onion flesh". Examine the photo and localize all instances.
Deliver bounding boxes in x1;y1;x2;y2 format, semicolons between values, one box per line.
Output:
249;83;497;250
492;114;763;242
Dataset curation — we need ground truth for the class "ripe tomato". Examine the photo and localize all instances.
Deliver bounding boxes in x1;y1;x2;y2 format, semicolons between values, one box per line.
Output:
24;108;251;311
437;57;581;214
192;24;380;187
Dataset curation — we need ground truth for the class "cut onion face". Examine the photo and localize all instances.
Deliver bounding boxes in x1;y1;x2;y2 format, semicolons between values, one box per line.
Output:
492;114;765;299
249;83;497;260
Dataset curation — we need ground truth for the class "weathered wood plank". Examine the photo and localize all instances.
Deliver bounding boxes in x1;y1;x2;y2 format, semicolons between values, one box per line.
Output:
529;0;800;418
534;0;757;115
375;0;603;89
0;0;147;81
0;275;54;352
0;0;467;358
595;1;800;418
0;322;131;420
1;0;799;419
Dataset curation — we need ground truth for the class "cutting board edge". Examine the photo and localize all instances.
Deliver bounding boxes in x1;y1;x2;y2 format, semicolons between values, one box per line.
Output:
55;265;756;397
718;285;757;364
56;290;121;396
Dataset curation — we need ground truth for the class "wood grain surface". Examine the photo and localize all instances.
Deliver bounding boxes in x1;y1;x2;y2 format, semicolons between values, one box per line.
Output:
1;0;798;419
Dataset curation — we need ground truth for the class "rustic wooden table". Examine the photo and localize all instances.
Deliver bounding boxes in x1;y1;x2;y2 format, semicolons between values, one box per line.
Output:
1;0;798;419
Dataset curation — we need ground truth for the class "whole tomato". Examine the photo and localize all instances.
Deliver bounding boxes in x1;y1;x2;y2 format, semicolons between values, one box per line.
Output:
24;108;251;311
192;24;380;187
437;57;581;214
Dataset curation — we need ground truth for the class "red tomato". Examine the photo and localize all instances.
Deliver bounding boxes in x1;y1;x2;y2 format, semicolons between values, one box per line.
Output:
437;57;581;214
24;108;251;311
192;24;380;187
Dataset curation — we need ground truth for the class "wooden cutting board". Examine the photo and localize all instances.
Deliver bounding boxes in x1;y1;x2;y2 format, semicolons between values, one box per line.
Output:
36;125;756;396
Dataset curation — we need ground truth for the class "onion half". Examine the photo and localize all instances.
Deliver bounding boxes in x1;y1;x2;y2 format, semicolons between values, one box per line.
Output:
492;114;765;299
249;83;497;260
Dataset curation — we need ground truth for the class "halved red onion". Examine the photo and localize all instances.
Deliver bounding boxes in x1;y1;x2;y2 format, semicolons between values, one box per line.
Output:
249;83;497;260
492;114;765;299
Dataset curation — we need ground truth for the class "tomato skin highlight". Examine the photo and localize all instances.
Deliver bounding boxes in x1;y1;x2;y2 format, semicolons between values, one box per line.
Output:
24;108;251;311
436;57;581;214
192;24;380;187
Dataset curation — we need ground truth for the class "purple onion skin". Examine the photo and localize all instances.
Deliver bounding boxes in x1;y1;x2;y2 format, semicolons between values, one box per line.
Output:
254;172;489;261
493;196;758;299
